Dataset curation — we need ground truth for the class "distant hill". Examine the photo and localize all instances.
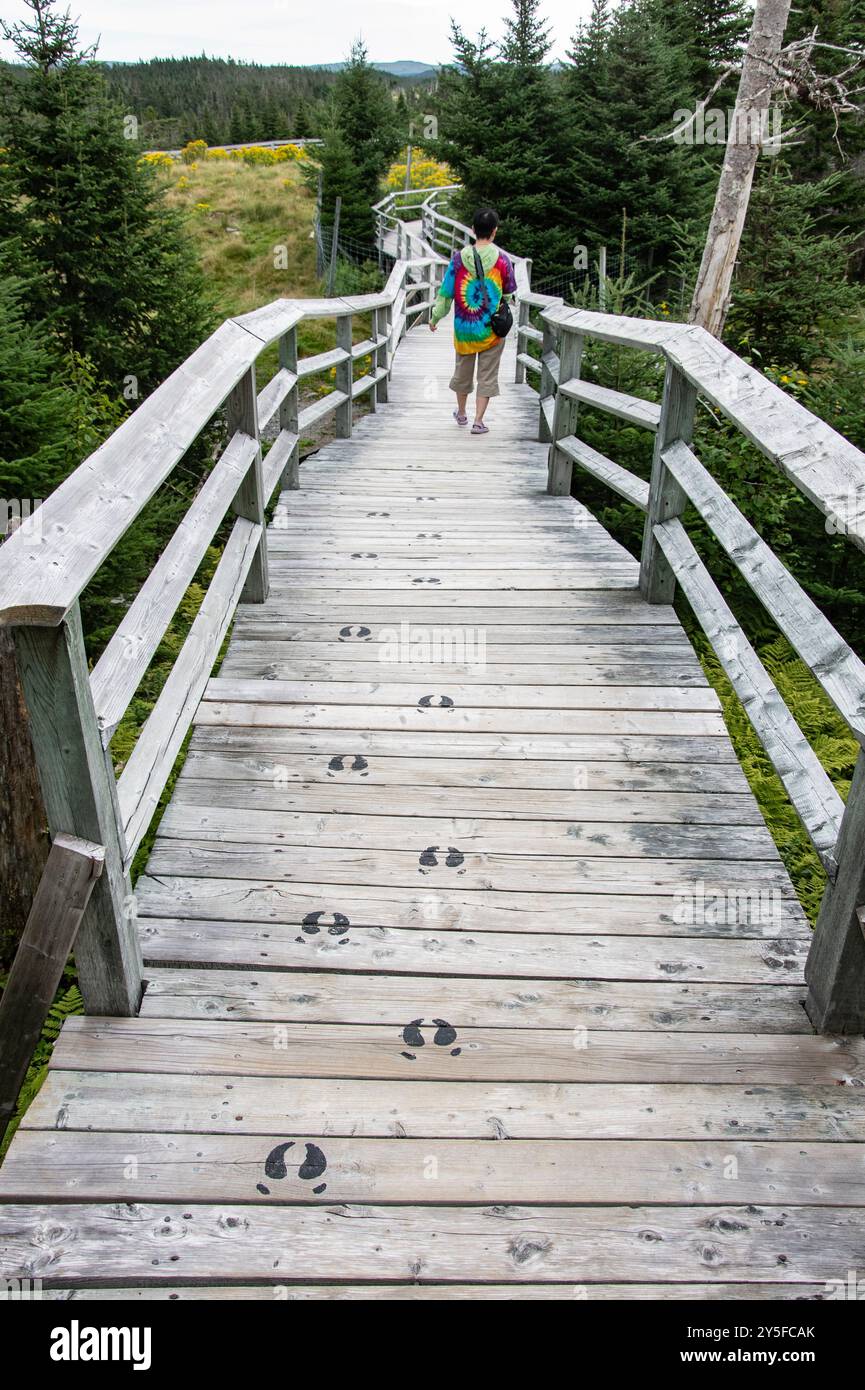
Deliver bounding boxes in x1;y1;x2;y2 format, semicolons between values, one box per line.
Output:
314;61;437;78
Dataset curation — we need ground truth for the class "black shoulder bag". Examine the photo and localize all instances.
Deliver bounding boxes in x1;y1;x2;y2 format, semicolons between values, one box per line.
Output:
472;246;513;339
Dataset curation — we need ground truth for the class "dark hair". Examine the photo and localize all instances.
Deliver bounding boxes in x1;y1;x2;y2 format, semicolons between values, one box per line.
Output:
472;207;499;239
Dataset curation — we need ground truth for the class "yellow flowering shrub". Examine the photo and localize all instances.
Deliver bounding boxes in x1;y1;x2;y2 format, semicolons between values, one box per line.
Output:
385;152;452;190
182;139;207;165
205;147;230;160
139;150;173;169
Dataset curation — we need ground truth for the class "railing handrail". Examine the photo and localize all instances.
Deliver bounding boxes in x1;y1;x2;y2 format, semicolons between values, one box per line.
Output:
0;270;423;627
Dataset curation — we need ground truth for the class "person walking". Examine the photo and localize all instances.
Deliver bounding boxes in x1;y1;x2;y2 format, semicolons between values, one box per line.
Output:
429;206;517;435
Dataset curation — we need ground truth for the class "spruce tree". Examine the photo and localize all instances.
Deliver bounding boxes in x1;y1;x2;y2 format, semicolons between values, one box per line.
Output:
333;41;401;211
0;0;212;395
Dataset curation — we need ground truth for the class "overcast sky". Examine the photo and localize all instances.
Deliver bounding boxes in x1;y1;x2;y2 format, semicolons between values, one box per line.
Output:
0;0;597;66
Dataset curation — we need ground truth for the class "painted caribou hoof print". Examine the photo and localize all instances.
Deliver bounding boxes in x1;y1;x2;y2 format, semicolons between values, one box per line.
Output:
338;625;372;641
418;694;454;709
295;911;350;946
400;1017;462;1060
418;845;465;874
256;1140;328;1196
327;754;369;776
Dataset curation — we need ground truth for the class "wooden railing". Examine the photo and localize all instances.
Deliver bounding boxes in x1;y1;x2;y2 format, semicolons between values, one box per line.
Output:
0;252;436;1016
518;299;865;1034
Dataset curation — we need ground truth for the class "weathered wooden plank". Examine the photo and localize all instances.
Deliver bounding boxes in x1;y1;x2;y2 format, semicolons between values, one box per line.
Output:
137;917;804;980
204;677;719;712
4;1132;863;1206
2;1202;863;1284
0;317;295;627
51;1019;862;1085
556;436;650;511
195;702;727;738
32;1282;853;1301
297;391;347;433
558;378;661;431
218;658;707;688
26;1072;860;1141
144;841;793;894
139;966;807;1031
156;802;780;863
116;518;261;866
654;517;844;864
663;439;865;743
0;835;104;1142
90;430;260;745
187;724;744;764
256;367;297;432
171;777;761;824
179;749;751;793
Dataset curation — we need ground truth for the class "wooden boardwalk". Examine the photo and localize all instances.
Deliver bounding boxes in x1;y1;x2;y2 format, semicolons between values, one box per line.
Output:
2;322;865;1300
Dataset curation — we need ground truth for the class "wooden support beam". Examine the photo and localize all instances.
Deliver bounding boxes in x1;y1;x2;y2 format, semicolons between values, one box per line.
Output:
639;362;697;604
375;306;389;403
0;833;104;1144
227;366;268;605
547;329;583;496
14;607;142;1015
335;315;353;439
806;749;865;1034
277;325;300;491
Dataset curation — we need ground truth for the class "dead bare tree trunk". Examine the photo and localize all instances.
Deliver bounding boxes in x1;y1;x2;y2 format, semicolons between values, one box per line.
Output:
0;630;48;972
689;0;792;338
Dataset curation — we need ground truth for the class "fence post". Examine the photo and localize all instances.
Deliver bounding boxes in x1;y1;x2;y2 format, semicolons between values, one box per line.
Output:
805;749;865;1033
639;361;696;604
227;365;269;603
279;325;300;490
548;328;583;496
327;195;341;295
514;257;533;384
13;605;143;1016
378;302;392;401
336;313;353;438
598;245;607;311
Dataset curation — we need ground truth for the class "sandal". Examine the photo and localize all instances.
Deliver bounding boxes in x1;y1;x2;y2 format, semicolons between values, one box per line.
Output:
453;410;468;425
471;421;489;435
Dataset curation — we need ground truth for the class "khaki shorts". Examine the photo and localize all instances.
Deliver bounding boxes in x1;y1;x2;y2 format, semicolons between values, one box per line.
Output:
449;338;506;398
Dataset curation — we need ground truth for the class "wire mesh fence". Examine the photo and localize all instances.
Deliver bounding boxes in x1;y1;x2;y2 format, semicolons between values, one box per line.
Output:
314;220;381;279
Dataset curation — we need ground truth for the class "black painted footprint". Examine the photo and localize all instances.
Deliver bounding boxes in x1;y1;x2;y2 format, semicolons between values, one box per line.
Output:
418;694;454;709
418;845;465;874
338;625;372;642
415;533;442;540
295;911;350;945
366;511;390;517
327;754;369;777
350;552;378;559
257;1140;327;1196
401;1017;462;1061
411;576;441;585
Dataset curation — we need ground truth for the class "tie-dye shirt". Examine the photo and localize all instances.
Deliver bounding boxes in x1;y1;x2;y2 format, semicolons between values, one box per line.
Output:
431;243;517;354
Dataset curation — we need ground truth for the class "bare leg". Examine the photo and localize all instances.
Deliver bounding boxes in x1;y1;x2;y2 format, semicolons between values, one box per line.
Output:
474;395;490;424
456;392;469;416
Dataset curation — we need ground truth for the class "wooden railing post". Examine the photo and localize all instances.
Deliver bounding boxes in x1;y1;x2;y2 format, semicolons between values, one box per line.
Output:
514;257;533;384
227;365;269;603
278;324;300;490
548;328;583;496
376;305;390;403
13;605;143;1016
335;313;353;438
805;749;865;1033
639;362;697;603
